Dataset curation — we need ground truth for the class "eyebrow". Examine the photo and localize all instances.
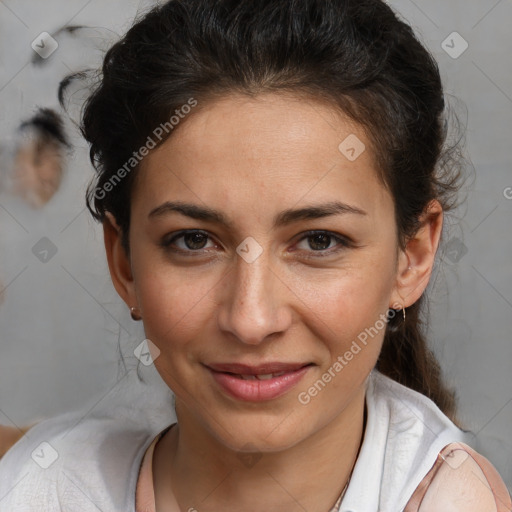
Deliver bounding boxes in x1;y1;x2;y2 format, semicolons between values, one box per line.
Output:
148;200;367;229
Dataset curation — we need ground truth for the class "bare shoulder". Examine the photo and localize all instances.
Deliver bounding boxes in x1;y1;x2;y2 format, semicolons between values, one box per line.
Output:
0;424;33;459
404;442;512;512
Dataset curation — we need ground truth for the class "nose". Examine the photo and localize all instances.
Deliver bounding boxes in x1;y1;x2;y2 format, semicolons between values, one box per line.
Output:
216;250;293;345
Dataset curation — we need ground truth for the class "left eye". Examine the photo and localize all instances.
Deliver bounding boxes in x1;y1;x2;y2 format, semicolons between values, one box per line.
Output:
295;231;350;253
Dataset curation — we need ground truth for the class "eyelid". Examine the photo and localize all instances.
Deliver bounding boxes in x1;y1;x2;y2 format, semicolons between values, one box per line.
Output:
161;229;354;256
297;230;353;245
161;229;219;253
292;230;354;256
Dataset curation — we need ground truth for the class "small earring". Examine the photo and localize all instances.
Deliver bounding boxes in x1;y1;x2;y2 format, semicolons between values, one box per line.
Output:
130;306;142;321
402;306;406;321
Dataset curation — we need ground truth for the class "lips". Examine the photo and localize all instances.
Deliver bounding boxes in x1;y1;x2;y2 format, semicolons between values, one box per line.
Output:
205;362;313;401
206;362;312;376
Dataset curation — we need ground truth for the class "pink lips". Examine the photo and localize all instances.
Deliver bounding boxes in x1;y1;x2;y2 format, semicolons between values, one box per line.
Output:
205;362;313;402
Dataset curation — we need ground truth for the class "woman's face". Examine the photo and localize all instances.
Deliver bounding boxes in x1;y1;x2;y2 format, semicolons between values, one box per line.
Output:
109;93;417;452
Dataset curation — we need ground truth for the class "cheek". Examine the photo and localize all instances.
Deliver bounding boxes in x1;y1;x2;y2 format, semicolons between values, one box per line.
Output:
134;264;220;350
294;266;394;405
287;252;396;337
135;269;217;393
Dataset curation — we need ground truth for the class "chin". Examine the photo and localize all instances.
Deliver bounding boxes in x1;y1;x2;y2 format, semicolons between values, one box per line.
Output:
209;411;313;454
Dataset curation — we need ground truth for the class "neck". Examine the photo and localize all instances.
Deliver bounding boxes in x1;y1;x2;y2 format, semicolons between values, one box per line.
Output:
153;384;368;512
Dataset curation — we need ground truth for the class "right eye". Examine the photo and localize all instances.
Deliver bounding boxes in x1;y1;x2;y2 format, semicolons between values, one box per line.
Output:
160;230;218;254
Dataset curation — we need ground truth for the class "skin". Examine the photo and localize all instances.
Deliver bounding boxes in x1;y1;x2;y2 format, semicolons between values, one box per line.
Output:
104;92;443;512
0;425;33;459
404;442;512;511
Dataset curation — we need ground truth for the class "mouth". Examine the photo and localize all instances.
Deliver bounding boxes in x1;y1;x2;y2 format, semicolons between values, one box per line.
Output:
204;362;314;401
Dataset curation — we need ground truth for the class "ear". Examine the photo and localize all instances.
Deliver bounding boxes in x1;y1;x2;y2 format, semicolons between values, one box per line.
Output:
103;212;138;310
389;200;443;309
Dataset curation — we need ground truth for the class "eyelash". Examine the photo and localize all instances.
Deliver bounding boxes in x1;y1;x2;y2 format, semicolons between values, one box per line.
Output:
160;230;353;258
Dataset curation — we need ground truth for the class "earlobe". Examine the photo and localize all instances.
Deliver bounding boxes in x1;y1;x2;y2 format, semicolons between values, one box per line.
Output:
390;200;444;309
103;212;137;310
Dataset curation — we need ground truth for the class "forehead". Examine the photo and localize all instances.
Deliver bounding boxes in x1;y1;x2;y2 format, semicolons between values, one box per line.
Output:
134;93;392;221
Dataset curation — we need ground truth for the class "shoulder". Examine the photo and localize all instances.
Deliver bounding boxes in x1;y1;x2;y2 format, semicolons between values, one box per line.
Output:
404;441;512;512
0;411;163;511
363;371;472;507
0;369;175;510
0;412;72;510
362;372;510;511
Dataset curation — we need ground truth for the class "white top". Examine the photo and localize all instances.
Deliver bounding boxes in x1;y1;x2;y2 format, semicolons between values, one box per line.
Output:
0;368;473;512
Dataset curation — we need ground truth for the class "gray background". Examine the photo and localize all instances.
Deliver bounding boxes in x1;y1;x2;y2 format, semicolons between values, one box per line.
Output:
0;0;511;491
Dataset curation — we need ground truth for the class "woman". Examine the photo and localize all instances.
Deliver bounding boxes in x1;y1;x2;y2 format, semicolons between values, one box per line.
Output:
0;0;510;511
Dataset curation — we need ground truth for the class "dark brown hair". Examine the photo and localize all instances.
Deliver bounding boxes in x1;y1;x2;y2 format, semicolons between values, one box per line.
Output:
68;0;467;426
